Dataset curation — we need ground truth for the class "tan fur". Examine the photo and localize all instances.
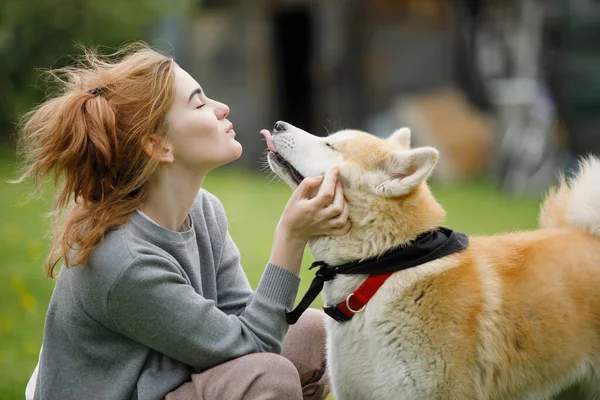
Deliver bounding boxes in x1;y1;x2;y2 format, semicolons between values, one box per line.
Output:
266;123;600;400
539;178;570;229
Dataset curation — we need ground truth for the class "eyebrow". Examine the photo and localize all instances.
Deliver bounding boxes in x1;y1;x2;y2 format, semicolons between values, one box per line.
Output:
188;87;202;102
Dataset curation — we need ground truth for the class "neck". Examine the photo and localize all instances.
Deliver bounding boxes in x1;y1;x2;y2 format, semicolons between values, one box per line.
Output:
309;184;446;265
140;163;206;231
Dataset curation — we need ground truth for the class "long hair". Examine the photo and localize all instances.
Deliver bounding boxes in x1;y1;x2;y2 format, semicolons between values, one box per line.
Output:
13;42;176;277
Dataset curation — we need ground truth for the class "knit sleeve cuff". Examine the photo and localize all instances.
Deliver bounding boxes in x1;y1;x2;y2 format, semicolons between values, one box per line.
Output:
254;263;301;310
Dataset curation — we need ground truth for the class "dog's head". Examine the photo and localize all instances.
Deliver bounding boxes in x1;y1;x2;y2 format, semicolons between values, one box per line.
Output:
263;121;446;263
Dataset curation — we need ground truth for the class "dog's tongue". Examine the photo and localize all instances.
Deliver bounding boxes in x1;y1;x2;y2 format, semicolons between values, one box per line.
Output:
260;129;277;153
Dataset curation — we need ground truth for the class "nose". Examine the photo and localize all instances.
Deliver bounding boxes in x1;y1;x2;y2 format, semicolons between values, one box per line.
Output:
216;101;229;120
273;121;288;133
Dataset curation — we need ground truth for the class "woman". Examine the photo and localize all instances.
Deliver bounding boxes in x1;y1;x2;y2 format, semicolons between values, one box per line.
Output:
17;43;350;400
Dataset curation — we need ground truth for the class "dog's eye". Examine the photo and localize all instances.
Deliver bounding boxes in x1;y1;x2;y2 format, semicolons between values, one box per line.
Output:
326;143;335;150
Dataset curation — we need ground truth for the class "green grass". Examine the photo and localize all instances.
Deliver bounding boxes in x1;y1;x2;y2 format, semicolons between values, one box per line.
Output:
0;149;551;399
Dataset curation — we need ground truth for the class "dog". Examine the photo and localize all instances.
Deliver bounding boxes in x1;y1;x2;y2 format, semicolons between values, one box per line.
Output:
262;121;600;400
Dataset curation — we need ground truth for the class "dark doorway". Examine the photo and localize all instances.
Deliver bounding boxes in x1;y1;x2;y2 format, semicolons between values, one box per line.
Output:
272;6;316;134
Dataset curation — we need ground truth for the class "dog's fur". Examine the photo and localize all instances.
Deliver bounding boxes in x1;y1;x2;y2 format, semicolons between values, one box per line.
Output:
266;122;600;400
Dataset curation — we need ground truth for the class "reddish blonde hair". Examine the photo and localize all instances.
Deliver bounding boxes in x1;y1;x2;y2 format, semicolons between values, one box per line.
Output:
14;42;176;277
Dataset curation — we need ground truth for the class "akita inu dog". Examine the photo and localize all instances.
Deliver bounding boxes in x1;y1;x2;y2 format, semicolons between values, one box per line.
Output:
262;121;600;400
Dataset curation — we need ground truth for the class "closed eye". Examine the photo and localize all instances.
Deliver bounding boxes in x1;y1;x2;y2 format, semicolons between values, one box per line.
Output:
326;143;335;150
196;103;206;109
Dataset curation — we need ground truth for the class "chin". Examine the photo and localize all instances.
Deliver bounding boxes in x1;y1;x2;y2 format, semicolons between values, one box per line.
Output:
221;144;243;165
232;142;243;159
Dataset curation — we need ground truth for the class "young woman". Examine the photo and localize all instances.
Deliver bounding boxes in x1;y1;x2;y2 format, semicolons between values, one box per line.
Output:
17;43;350;400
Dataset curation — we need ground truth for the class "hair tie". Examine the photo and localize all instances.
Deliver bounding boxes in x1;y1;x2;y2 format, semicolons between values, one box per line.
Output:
88;88;104;96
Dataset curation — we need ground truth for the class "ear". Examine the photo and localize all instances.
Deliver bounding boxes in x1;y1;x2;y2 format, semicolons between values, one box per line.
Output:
387;127;411;150
372;147;439;197
142;135;174;163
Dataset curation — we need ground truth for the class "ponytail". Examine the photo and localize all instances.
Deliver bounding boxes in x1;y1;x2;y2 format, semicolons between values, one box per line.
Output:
19;90;117;204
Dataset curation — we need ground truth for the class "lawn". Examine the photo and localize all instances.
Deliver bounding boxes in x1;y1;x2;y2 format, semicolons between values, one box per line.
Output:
1;147;572;399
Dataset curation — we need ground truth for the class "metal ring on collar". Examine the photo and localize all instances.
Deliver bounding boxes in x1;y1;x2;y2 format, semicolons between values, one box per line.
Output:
345;293;366;313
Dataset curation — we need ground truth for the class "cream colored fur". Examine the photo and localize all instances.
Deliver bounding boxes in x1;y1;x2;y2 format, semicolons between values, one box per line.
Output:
266;122;600;400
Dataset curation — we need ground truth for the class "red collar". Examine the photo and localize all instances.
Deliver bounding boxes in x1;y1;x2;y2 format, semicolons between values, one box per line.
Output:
323;272;394;322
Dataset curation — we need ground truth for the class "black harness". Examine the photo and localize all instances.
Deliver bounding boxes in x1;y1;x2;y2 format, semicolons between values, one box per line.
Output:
286;227;469;324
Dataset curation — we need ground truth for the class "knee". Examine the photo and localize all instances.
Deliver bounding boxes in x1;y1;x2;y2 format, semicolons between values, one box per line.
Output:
290;308;327;355
282;308;329;393
297;308;327;337
248;353;303;399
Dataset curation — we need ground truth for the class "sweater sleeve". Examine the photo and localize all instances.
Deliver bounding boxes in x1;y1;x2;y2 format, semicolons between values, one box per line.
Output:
106;252;300;370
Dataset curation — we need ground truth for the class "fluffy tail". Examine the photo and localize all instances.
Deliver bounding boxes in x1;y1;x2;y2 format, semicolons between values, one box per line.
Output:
539;156;600;237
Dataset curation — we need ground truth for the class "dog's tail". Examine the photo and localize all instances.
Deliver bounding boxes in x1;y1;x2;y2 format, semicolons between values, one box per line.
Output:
539;156;600;236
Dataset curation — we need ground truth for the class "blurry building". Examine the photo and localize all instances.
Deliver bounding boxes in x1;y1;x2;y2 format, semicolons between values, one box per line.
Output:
184;0;470;170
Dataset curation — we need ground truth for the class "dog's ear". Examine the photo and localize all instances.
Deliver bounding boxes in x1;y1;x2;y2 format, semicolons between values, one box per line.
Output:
387;128;411;150
372;147;438;197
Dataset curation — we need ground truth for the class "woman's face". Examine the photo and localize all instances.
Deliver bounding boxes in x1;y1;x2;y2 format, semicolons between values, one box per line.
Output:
164;66;242;172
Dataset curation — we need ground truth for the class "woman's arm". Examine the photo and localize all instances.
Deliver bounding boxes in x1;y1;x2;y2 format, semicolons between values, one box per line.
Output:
214;168;350;316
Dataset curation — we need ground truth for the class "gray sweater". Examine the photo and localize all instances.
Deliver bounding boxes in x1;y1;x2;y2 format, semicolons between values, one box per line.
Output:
34;190;301;400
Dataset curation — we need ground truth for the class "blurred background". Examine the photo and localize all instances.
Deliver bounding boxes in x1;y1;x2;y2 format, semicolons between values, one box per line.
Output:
1;0;599;398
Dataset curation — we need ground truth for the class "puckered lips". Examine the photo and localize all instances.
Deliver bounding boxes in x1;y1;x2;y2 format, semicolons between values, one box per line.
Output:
261;129;305;184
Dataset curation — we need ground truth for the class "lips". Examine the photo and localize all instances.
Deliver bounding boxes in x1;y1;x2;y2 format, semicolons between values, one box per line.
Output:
261;129;305;184
226;124;235;137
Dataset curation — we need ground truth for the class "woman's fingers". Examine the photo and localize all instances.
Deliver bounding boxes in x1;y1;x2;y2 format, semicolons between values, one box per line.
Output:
313;167;338;207
321;182;351;236
294;175;324;200
325;221;352;236
284;165;352;237
327;195;350;228
323;182;345;218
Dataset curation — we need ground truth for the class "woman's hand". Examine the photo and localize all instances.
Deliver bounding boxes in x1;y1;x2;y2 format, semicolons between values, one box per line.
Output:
277;167;351;243
269;168;351;274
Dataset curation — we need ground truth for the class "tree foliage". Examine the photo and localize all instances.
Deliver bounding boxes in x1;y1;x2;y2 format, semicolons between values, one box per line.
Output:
0;0;189;139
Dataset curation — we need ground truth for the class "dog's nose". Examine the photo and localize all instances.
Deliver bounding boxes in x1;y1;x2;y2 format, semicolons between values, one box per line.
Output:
273;121;288;133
